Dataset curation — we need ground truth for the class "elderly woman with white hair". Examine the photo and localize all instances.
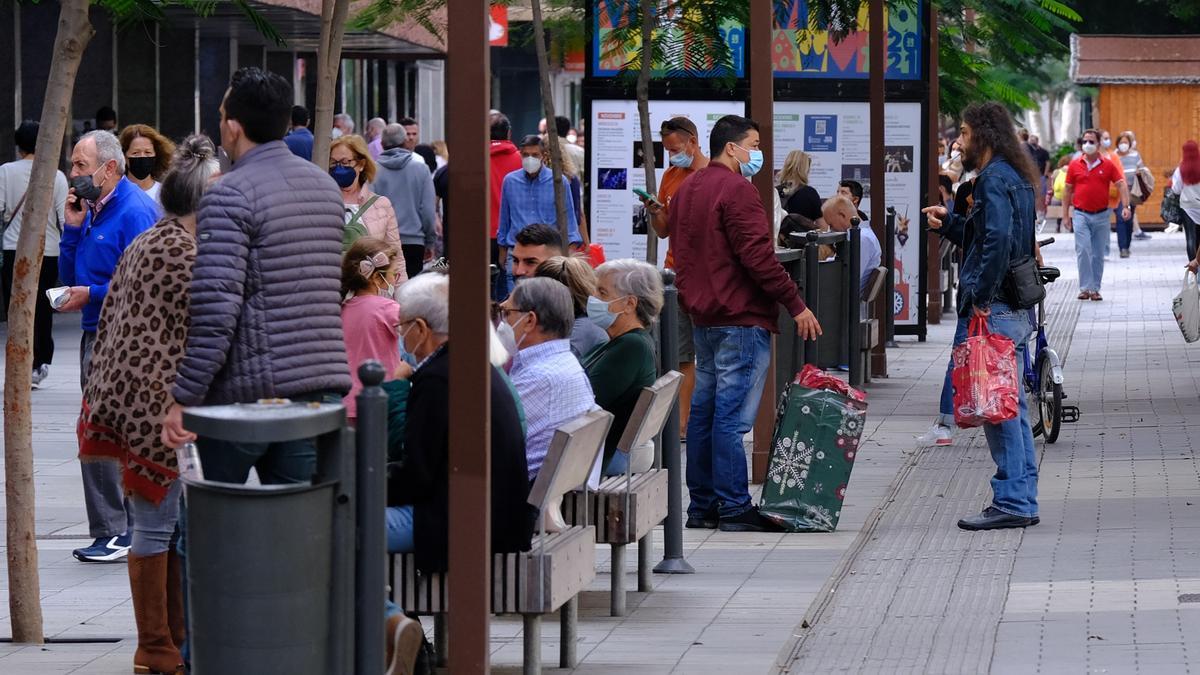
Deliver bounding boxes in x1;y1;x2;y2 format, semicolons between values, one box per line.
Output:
581;258;665;475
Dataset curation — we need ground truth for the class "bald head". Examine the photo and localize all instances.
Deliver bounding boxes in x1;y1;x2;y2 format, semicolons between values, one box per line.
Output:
821;195;858;232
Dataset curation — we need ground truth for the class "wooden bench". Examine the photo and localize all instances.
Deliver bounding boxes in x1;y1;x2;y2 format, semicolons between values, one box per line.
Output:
389;409;613;675
859;265;888;383
563;371;683;616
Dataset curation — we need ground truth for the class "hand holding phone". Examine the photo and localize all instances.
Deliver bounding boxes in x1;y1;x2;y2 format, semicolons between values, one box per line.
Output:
633;188;662;207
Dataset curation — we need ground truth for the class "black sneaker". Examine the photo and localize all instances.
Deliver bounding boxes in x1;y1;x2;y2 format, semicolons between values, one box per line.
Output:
685;506;719;529
718;506;781;533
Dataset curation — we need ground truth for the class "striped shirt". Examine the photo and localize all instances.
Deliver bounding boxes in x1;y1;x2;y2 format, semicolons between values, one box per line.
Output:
509;338;596;481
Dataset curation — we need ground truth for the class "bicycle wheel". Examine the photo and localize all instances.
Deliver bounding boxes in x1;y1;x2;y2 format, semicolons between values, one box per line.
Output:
1038;357;1064;444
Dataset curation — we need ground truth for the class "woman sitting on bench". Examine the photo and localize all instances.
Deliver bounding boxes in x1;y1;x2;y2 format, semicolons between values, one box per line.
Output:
580;259;664;475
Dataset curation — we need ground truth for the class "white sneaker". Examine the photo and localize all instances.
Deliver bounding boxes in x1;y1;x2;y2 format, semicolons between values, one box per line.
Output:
917;423;954;447
31;364;49;389
1165;222;1182;234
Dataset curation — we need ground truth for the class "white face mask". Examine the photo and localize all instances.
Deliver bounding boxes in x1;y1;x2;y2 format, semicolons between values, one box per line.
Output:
522;156;543;175
950;150;961;159
1082;142;1098;154
1118;142;1130;153
1101;138;1112;148
566;133;577;144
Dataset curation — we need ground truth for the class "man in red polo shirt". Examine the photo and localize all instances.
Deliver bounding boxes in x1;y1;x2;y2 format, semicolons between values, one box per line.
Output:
1063;128;1130;301
668;114;821;533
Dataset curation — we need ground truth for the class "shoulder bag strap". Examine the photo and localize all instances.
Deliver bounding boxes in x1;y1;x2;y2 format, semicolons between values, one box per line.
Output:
2;190;28;240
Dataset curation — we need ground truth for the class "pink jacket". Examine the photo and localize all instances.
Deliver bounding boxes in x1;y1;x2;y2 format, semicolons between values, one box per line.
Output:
345;189;402;249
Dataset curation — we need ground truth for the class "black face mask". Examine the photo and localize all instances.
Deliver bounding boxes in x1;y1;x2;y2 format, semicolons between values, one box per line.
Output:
128;156;156;181
70;173;102;203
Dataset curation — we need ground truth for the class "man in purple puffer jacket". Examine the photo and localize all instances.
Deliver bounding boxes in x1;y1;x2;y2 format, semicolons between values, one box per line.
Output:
161;67;351;478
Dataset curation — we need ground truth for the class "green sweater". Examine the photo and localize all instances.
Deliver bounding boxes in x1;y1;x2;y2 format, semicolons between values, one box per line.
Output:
582;328;657;466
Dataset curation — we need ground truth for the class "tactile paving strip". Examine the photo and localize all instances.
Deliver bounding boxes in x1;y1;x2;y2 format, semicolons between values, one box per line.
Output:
773;255;1083;674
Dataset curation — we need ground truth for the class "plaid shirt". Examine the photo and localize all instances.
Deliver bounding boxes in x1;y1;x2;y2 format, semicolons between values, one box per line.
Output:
509;338;596;481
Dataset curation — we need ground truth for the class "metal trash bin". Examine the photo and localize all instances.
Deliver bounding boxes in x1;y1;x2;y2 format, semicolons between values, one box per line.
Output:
182;401;352;675
184;478;335;674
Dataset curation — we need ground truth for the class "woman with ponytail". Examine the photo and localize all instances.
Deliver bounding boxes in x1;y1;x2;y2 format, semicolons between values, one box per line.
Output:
1175;142;1200;270
79;135;220;674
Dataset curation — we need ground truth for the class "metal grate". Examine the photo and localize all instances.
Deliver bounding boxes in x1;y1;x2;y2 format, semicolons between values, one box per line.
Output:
1178;594;1200;604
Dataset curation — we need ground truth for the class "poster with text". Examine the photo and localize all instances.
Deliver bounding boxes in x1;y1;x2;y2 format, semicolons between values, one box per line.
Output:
589;99;746;265
774;102;923;326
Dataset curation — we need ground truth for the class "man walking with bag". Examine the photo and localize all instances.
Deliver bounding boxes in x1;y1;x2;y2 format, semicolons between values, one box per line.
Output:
923;102;1041;531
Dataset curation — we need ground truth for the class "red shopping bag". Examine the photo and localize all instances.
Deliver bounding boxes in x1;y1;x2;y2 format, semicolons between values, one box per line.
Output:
793;364;868;403
951;315;1019;428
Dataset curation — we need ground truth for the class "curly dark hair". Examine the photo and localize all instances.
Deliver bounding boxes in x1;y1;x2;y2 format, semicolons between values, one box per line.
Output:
960;102;1041;190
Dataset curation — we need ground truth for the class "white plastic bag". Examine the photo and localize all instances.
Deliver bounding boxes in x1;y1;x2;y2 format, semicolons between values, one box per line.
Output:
1172;271;1200;343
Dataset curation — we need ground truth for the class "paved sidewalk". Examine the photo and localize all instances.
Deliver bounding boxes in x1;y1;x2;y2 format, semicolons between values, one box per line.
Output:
0;299;959;671
775;233;1200;674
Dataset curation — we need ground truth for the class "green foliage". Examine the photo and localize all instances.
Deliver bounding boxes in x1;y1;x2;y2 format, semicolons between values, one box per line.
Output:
937;0;1082;115
97;0;286;46
348;0;445;41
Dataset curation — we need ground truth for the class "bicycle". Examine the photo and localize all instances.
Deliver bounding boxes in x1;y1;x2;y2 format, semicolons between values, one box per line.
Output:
1025;237;1080;443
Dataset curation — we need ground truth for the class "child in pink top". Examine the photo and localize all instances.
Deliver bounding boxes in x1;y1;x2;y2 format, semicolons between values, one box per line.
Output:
341;237;405;421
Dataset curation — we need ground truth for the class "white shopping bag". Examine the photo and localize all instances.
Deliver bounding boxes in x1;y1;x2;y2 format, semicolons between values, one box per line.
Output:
1172;271;1200;343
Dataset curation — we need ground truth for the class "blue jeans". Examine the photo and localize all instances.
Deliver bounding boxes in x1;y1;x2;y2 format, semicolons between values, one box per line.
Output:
686;326;771;519
386;505;415;553
1115;204;1135;251
953;303;1038;518
1073;208;1111;292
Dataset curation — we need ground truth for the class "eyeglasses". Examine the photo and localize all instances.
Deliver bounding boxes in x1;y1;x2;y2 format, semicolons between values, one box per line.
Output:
660;119;694;137
330;159;358;169
499;307;527;319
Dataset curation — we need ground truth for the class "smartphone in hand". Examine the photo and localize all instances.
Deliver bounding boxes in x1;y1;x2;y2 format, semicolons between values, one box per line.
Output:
633;188;662;207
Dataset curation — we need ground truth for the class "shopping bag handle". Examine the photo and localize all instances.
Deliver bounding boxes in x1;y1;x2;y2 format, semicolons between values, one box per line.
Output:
968;314;991;337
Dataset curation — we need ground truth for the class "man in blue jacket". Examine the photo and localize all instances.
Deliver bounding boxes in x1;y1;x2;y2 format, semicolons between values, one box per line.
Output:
60;129;159;563
923;102;1040;532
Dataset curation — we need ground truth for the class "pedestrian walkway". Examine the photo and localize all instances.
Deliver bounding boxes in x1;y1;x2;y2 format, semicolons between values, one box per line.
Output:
775;233;1200;674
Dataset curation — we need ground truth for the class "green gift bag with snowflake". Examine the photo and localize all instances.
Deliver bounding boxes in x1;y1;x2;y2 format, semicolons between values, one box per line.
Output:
759;383;867;532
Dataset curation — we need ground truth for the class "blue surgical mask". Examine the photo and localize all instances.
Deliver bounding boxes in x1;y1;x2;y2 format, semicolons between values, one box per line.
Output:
330;165;357;189
669;151;693;169
735;144;764;178
587;295;625;331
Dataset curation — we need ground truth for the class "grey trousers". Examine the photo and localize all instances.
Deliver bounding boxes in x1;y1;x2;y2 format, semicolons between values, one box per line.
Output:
79;330;131;539
129;480;181;556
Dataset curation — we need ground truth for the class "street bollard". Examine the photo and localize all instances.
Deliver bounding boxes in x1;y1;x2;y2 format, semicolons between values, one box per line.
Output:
848;222;863;386
354;361;388;675
803;232;822;366
654;269;695;575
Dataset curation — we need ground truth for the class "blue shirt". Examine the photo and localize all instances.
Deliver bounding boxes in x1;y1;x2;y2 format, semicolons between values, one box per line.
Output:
857;220;883;288
58;177;159;331
284;127;314;161
509;338;596;481
497;167;582;248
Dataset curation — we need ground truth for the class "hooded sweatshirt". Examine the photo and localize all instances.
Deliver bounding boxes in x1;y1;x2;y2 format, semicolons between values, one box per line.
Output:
373;147;437;248
490;141;523;239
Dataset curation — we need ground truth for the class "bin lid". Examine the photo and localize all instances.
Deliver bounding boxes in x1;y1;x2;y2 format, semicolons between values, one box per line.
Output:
183;401;345;443
181;476;336;496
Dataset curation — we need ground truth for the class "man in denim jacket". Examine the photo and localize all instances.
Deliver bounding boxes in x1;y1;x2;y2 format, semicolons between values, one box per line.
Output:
923;102;1041;531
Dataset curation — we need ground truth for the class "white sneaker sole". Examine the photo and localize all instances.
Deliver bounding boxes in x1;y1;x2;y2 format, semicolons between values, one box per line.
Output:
73;544;130;563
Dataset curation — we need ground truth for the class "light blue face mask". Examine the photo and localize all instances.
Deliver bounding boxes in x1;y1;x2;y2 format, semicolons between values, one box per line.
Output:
669;151;693;169
398;323;419;367
587;295;627;331
734;144;764;178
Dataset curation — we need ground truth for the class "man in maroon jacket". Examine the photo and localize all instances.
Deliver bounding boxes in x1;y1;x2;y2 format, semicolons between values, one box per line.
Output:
668;114;822;532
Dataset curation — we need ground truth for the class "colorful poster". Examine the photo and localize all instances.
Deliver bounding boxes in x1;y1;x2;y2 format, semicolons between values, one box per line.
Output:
774;102;923;326
588;99;746;263
591;0;922;80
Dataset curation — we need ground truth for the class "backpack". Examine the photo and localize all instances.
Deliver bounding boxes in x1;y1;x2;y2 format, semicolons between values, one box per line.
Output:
342;194;381;251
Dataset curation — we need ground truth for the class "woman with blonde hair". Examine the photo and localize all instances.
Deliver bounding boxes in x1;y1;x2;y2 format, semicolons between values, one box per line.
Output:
79;135;219;675
776;149;825;239
330;134;402;250
119;124;176;202
534;255;609;359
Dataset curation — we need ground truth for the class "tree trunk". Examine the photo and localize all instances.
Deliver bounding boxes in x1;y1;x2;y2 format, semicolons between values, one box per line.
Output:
5;0;94;645
312;0;351;168
530;0;570;244
637;0;658;264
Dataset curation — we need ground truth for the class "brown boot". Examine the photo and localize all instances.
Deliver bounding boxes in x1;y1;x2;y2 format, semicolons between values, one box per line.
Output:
128;553;184;675
165;550;186;649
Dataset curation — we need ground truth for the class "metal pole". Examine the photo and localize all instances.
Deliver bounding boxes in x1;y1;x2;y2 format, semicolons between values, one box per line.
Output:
869;0;888;377
885;208;898;347
749;0;776;483
925;0;942;324
803;234;820;366
354;361;387;675
654;270;694;575
445;1;492;672
848;224;863;386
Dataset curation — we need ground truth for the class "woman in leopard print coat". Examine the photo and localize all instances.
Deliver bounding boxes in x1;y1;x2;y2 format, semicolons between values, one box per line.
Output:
79;135;218;675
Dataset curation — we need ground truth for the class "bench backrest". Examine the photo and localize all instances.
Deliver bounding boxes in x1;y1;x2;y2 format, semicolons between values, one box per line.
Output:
528;409;612;517
862;265;888;304
615;371;683;458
